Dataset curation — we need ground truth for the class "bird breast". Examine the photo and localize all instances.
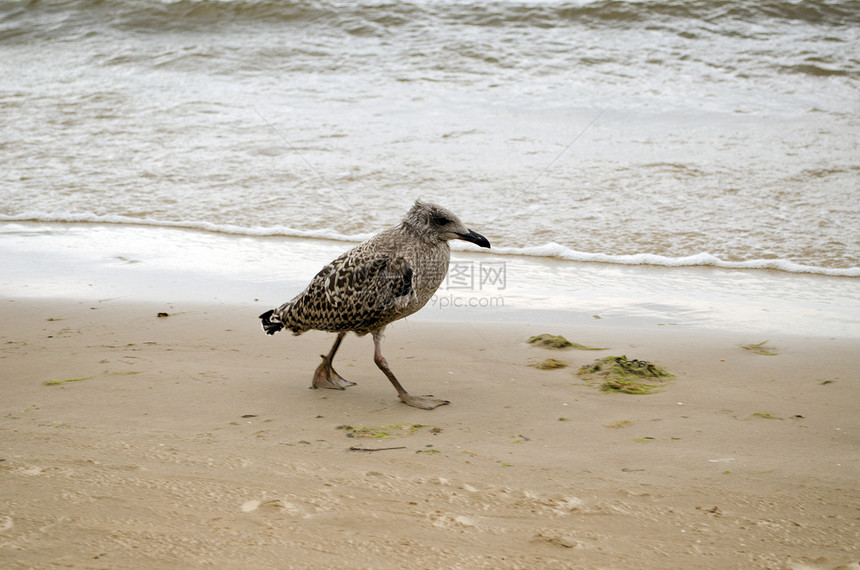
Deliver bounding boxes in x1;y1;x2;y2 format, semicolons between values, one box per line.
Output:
401;242;450;314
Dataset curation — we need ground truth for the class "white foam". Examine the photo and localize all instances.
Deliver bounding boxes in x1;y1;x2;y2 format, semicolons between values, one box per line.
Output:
489;243;860;277
0;213;374;244
2;214;857;278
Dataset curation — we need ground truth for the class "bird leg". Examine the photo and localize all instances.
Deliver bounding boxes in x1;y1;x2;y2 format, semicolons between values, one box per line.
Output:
312;332;356;390
372;334;449;410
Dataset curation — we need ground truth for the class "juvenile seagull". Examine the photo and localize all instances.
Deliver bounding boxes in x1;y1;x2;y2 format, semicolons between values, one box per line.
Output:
259;200;491;409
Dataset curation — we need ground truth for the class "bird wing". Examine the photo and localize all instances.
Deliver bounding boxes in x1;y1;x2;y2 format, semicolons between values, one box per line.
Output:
288;249;415;333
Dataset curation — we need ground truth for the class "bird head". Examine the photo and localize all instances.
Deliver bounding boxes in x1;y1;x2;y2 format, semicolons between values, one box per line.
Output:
404;200;491;249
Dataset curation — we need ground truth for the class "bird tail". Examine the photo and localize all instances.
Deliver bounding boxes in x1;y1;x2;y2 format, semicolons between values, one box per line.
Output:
259;308;284;335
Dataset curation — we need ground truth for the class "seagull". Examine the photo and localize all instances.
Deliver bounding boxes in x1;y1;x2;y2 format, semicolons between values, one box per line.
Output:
259;200;491;409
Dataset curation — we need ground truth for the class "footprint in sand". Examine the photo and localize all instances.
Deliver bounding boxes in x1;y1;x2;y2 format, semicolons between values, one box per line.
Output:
241;498;307;516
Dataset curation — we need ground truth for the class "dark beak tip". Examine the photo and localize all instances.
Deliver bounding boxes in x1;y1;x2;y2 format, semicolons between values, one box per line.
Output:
460;229;491;249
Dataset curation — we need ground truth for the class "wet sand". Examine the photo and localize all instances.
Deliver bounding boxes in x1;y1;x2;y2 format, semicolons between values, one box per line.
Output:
2;297;858;568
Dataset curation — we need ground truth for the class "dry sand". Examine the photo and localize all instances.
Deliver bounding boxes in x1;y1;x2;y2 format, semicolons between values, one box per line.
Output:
2;297;859;569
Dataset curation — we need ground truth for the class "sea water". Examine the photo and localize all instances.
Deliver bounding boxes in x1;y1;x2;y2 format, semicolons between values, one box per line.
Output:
2;0;858;276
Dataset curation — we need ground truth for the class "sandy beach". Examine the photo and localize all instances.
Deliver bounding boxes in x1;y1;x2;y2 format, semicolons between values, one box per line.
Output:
4;0;859;565
2;293;858;568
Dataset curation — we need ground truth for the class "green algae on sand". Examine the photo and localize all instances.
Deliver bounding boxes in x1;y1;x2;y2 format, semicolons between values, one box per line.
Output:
526;334;607;351
530;358;569;370
740;340;778;356
43;376;92;386
337;424;432;439
578;356;674;394
751;412;783;420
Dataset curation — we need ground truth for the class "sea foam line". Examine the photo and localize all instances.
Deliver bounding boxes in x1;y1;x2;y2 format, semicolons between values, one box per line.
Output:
2;214;858;278
0;213;375;244
488;243;860;278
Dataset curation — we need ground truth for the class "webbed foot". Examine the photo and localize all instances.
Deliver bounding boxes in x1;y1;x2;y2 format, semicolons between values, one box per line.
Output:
399;394;450;410
312;354;356;390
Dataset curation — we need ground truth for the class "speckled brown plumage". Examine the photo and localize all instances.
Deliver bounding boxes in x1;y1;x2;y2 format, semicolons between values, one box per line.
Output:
259;199;491;409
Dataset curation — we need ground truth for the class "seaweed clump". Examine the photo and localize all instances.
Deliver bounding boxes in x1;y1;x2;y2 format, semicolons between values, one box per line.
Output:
527;334;573;349
578;356;674;394
527;334;606;351
530;358;569;370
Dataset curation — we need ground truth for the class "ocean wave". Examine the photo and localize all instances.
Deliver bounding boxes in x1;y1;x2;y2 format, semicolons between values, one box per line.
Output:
3;0;858;42
3;215;858;278
489;243;860;277
0;213;375;244
779;63;854;77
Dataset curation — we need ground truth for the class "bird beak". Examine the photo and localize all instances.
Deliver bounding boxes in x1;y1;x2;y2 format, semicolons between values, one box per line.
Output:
456;229;491;249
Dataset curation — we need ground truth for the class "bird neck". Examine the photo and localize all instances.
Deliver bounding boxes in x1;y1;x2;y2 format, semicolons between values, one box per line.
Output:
400;220;452;249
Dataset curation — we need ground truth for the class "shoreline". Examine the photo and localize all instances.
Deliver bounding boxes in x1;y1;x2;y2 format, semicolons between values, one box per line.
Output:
2;221;859;338
2;296;859;567
4;217;857;278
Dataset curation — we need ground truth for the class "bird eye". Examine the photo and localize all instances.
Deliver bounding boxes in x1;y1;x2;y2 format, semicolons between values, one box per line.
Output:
431;213;451;226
